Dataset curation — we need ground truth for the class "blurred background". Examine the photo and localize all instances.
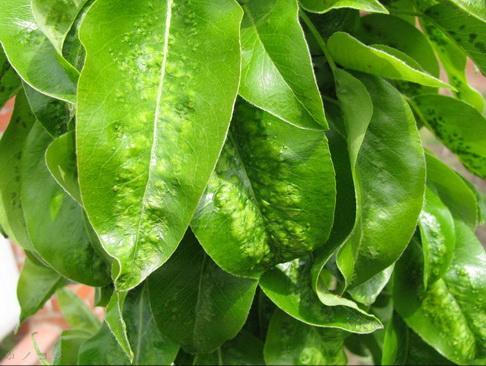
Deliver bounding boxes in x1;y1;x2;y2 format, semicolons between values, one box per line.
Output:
0;61;485;365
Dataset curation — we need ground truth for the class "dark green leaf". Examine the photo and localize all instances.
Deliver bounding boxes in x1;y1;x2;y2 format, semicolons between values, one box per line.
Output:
413;94;486;178
17;257;64;322
327;32;449;88
239;0;326;129
336;75;425;287
194;331;264;365
0;50;20;108
76;0;243;291
77;324;130;365
21;122;110;285
149;231;258;353
264;310;347;365
192;101;336;278
0;0;78;102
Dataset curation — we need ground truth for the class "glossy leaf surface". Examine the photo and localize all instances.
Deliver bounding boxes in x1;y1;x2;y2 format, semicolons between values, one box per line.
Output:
264;310;347;365
418;188;456;287
17;257;64;322
260;258;383;333
76;0;243;291
300;0;387;14
149;232;258;353
21;122;110;286
394;224;486;365
336;75;425;287
327;32;449;88
192;102;336;278
239;0;326;129
414;94;486;178
0;0;78;102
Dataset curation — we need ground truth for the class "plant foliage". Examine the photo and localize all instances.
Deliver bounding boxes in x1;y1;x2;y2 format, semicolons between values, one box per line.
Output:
0;0;485;364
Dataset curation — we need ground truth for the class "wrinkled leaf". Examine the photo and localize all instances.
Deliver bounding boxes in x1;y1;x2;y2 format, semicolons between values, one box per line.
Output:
21;122;110;285
425;152;479;228
394;223;486;365
418;188;456;287
149;231;258;353
336;75;425;287
260;257;383;333
76;0;243;291
300;0;388;14
31;0;89;54
239;0;326;129
0;0;78;102
327;32;449;88
17;257;64;322
192;101;336;278
425;2;486;74
414;94;486;178
264;310;347;365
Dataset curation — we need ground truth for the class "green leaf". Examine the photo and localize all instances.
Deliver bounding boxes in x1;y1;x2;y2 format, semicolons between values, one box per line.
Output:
418;188;456;287
300;0;388;14
260;257;383;333
425;152;479;228
77;324;130;365
0;0;78;102
358;14;439;77
382;313;454;365
327;32;449;88
394;223;486;365
45;131;81;203
20;122;110;286
0;92;36;251
31;0;89;54
0;50;21;108
444;0;486;22
425;2;486;74
413;94;486;178
239;0;326;129
194;331;264;365
336;75;425;288
191;101;336;278
104;290;131;361
347;265;394;306
264;310;347;365
76;0;243;291
17;258;64;322
149;231;258;353
422;20;485;112
23;83;72;137
56;288;100;334
53;329;92;366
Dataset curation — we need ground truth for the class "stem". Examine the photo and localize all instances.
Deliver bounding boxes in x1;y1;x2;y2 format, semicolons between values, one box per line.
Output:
299;10;337;74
